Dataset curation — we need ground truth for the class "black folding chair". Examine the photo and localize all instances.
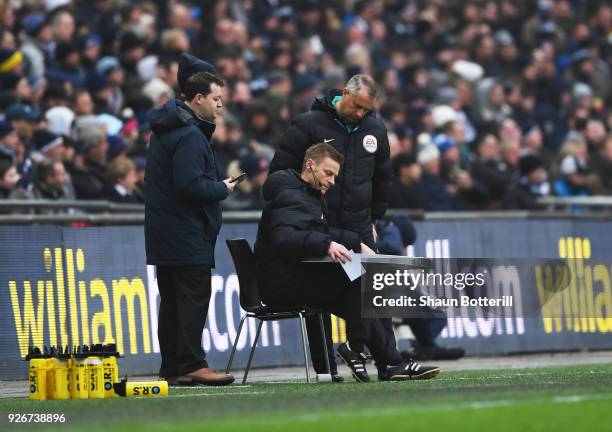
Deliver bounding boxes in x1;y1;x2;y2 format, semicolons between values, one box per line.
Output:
225;238;330;384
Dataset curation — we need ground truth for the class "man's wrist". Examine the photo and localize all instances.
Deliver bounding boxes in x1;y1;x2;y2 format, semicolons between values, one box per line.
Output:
323;239;332;255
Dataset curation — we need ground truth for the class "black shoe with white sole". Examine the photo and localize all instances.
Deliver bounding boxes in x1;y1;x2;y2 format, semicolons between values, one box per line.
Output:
379;359;440;381
336;343;370;383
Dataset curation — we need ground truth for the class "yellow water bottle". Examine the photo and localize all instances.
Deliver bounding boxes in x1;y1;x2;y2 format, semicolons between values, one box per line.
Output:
25;347;49;400
45;348;55;399
71;346;89;400
50;346;71;400
102;344;120;398
86;345;105;399
113;376;168;397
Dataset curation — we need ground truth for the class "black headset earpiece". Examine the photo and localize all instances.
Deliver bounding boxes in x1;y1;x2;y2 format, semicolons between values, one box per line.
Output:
309;164;321;190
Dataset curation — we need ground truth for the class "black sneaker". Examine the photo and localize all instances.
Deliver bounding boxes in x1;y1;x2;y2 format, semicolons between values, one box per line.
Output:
380;359;440;381
332;374;345;383
336;343;370;383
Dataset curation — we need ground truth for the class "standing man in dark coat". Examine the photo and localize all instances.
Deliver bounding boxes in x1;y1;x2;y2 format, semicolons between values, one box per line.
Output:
145;56;236;386
269;74;395;379
270;74;391;244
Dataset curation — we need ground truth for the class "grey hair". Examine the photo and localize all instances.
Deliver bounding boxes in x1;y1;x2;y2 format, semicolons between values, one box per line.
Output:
78;125;105;149
345;74;379;99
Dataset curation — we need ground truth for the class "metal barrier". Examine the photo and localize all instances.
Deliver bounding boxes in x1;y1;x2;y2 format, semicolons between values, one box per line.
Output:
0;199;611;225
0;199;144;213
537;196;612;212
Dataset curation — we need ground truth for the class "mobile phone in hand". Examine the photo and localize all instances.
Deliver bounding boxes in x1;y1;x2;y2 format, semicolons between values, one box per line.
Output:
231;172;247;184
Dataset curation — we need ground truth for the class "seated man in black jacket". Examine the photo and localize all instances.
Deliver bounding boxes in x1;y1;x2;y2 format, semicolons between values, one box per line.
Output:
254;143;440;382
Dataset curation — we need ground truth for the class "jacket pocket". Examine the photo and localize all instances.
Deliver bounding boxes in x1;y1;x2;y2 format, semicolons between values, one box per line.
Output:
202;205;221;240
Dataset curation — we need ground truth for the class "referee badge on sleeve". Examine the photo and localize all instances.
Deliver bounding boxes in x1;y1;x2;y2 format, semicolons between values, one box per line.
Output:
363;135;378;153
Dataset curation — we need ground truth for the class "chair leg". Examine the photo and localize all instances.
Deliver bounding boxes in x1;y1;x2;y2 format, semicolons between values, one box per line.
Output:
298;312;310;383
318;313;331;375
242;319;263;385
226;315;246;374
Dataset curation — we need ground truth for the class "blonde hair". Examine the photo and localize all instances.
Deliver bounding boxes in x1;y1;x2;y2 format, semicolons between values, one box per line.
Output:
301;143;344;172
160;29;188;51
107;156;135;183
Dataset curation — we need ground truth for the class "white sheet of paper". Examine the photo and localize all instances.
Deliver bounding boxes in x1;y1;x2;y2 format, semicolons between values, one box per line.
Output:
340;250;366;282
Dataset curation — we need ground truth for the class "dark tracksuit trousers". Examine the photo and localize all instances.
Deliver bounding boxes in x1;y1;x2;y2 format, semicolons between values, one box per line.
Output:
266;262;403;373
156;265;212;377
305;233;402;373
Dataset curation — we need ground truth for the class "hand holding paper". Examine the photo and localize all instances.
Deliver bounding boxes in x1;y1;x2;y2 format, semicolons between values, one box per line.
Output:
340;250;367;282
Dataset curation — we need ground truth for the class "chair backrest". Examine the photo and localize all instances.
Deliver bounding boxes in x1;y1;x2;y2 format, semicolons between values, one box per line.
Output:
226;238;263;312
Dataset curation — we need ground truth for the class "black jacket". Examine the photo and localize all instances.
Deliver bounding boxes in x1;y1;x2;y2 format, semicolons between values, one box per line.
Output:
269;91;392;239
70;158;106;199
502;179;547;210
388;178;425;209
470;158;514;202
254;169;361;297
106;185;143;204
418;173;460;211
145;98;228;267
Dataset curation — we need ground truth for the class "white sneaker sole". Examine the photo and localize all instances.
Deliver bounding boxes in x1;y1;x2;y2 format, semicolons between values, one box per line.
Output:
388;367;441;381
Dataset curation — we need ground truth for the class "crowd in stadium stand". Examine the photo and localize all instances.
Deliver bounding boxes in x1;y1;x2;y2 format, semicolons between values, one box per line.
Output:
0;0;610;211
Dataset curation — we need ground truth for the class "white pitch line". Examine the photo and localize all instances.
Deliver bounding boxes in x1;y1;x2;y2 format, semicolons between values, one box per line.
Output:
168;391;272;398
433;370;611;381
169;385;252;389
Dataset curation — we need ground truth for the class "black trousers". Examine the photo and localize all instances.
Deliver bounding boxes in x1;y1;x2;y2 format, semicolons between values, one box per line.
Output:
263;263;403;371
156;265;211;377
305;313;336;374
306;232;402;373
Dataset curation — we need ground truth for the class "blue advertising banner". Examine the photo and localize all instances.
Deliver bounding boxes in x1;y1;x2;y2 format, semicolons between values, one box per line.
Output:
407;219;612;355
1;225;304;380
1;218;612;380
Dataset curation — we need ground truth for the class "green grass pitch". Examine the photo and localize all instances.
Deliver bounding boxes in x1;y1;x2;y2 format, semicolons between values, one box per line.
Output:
1;364;611;432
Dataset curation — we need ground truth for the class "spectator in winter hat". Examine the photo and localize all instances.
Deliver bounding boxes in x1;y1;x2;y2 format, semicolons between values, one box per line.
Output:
389;152;424;209
45;106;75;137
503;154;550;210
0;48;23;74
0;121;24;165
177;52;218;95
6;103;39;147
33;129;65;160
20;13;53;83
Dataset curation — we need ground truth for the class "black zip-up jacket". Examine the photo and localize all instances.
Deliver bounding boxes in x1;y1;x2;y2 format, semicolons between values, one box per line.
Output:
269;90;392;239
145;98;228;267
254;169;361;297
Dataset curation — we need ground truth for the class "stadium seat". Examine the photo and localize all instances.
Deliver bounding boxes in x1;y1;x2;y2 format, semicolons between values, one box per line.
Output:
225;238;330;384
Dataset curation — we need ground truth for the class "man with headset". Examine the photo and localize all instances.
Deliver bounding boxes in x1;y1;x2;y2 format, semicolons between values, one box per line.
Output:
255;143;440;382
269;74;399;381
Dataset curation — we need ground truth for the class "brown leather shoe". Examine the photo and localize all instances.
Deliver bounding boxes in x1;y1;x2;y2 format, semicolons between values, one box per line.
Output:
179;368;235;386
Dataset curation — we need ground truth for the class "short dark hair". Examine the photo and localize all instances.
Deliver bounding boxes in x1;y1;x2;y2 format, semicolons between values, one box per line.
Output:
302;143;344;172
37;158;62;182
183;72;225;100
